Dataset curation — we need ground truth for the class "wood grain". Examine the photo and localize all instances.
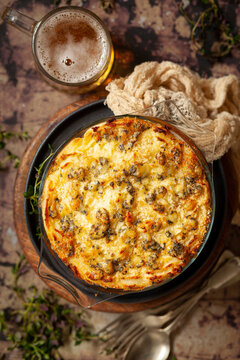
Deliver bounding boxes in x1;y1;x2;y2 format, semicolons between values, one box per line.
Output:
14;98;238;313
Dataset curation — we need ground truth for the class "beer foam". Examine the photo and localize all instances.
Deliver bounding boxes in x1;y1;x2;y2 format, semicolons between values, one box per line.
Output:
35;9;110;84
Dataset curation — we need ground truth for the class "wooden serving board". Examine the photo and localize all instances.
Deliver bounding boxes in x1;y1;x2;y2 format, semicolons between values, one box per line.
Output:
14;97;239;313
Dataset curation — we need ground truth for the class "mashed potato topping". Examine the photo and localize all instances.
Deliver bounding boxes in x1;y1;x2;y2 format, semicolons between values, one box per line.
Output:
41;117;212;290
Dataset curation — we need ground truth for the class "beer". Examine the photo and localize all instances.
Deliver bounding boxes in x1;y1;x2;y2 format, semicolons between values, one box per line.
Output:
33;7;114;91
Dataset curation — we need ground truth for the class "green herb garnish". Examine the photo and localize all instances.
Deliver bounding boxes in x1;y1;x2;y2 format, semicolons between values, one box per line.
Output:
0;254;96;360
23;144;54;215
0;126;29;169
179;0;240;58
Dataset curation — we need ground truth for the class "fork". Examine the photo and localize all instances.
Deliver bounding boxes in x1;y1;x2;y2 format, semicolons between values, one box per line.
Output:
112;255;240;360
98;250;237;357
99;294;193;354
98;273;200;341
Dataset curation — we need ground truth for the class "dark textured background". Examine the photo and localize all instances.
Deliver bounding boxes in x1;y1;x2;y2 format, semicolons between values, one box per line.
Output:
0;0;240;359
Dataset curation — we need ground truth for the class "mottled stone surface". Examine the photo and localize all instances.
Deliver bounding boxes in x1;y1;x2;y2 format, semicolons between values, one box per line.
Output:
0;0;240;359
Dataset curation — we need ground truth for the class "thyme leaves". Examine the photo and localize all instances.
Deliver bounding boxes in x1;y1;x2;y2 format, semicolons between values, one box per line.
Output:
0;255;96;360
23;144;54;215
179;0;240;58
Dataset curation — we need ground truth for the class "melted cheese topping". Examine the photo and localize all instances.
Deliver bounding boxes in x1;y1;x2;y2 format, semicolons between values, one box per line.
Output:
41;117;212;290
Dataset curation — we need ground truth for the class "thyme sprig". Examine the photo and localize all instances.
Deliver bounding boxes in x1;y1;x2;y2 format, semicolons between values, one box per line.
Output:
180;0;240;58
0;126;29;169
0;254;96;360
23;144;54;215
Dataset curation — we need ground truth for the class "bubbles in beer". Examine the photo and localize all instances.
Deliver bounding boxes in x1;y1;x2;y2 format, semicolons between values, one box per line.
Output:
35;9;110;84
63;58;73;66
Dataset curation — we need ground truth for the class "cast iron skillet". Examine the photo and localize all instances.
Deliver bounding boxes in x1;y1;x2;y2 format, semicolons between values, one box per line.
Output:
24;100;227;304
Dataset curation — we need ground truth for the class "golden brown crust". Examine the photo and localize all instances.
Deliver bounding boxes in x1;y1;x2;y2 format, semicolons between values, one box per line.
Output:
41;117;212;290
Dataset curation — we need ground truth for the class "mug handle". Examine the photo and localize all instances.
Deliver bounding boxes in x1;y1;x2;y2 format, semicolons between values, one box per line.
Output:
1;7;37;36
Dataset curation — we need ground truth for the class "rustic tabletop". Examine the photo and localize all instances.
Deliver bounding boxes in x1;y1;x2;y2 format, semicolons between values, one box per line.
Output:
1;0;240;359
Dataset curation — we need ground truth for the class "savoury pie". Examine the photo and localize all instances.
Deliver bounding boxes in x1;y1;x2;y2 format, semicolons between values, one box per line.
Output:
41;116;212;290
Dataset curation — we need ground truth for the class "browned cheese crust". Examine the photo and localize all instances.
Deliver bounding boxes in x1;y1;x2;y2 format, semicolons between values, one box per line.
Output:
41;117;212;290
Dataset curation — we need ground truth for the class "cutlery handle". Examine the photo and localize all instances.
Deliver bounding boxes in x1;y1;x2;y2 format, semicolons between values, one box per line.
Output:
164;256;240;334
205;257;240;289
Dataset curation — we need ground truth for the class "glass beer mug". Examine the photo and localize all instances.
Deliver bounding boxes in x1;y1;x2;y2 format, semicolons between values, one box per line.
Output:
2;6;114;93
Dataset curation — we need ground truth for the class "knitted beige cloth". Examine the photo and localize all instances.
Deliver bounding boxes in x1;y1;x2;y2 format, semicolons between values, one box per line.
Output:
105;61;240;223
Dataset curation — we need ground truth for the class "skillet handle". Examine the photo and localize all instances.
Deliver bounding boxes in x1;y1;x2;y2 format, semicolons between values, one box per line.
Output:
37;236;86;308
